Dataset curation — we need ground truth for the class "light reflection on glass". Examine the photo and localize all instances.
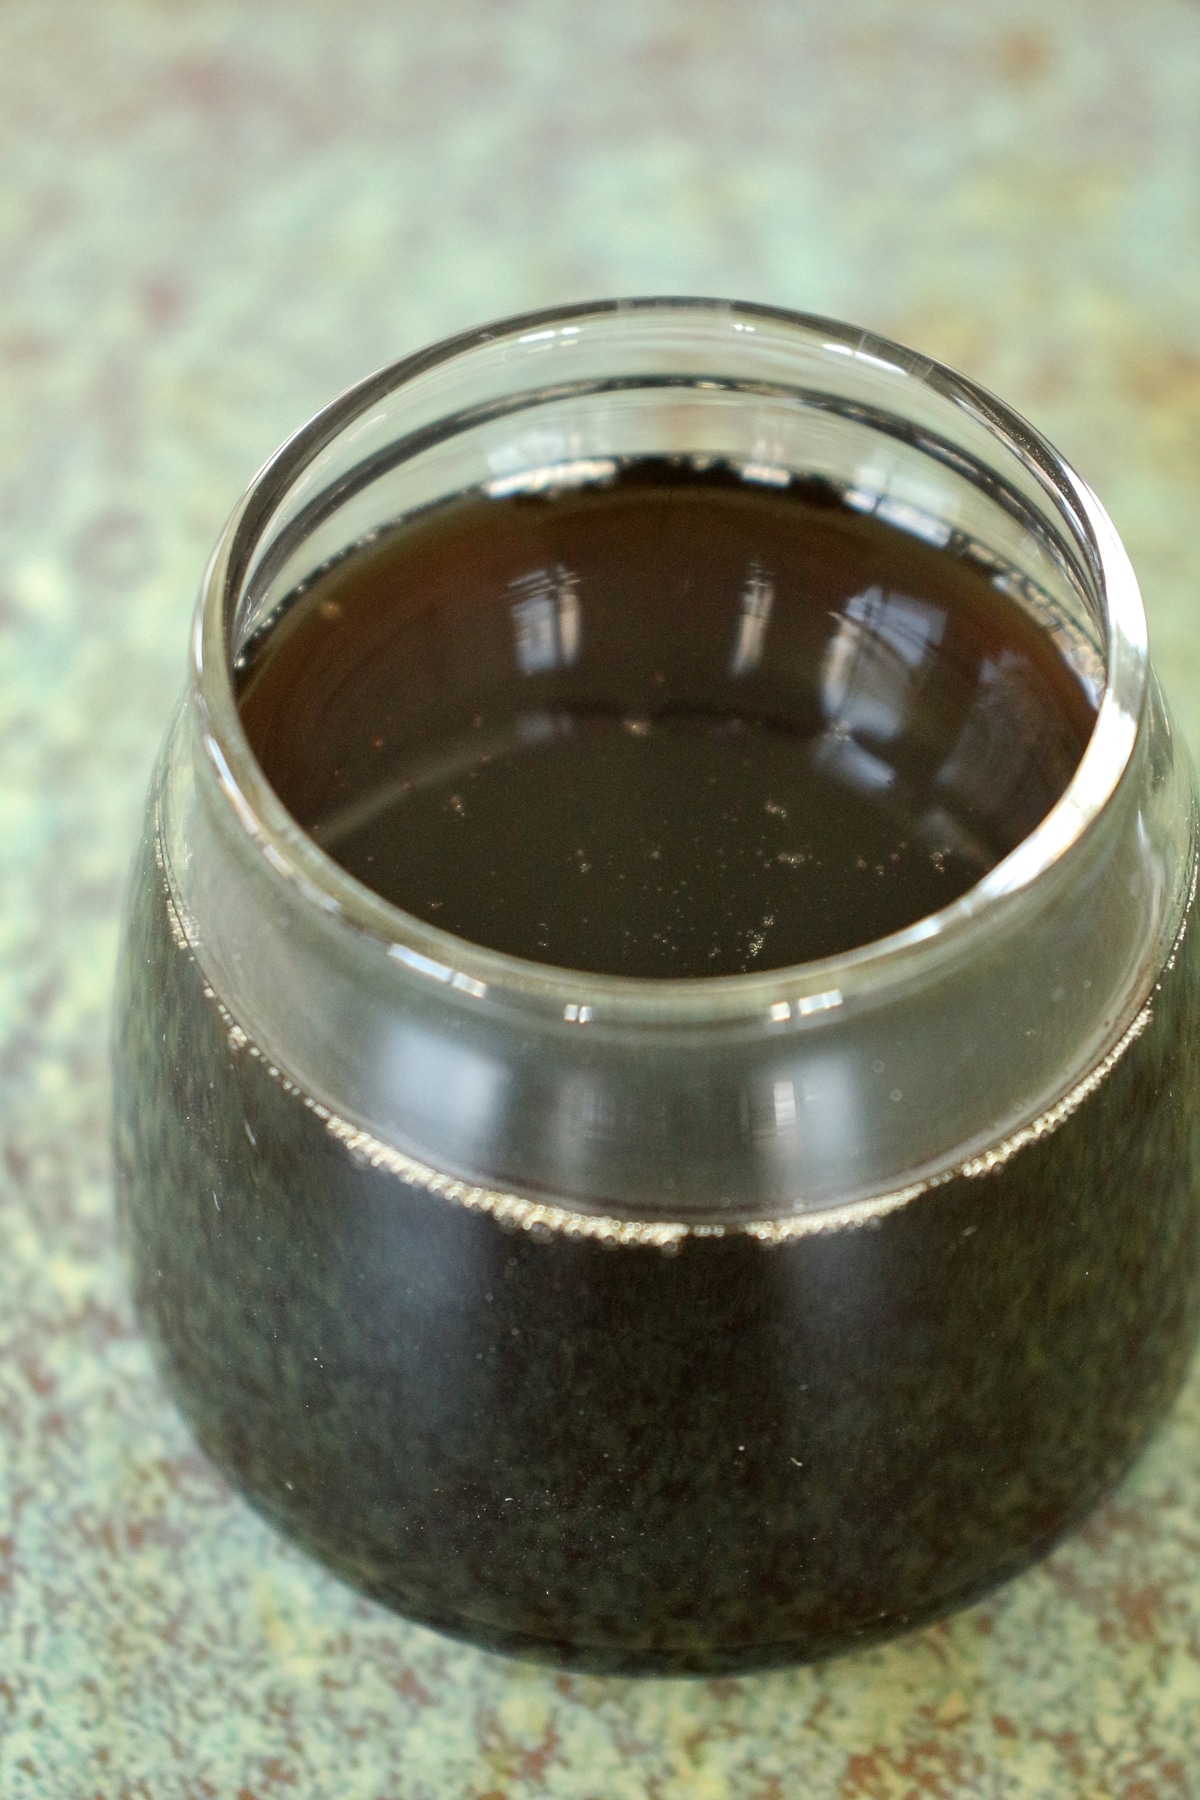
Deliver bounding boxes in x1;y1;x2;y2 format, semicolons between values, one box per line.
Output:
822;584;947;746
811;731;896;794
510;567;581;675
381;1018;508;1167
730;564;775;676
763;1049;866;1193
935;651;1039;825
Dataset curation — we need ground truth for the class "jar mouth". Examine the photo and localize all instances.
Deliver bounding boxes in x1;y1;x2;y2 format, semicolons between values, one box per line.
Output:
193;297;1147;1025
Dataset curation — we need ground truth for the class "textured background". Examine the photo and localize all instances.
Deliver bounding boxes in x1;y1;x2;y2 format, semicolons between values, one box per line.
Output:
4;1;1200;1793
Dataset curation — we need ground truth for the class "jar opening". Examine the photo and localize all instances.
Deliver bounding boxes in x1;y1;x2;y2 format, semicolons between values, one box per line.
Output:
232;452;1099;981
194;298;1147;1023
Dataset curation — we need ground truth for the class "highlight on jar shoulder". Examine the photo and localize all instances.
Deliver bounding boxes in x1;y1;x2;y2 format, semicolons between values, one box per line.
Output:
112;298;1200;1676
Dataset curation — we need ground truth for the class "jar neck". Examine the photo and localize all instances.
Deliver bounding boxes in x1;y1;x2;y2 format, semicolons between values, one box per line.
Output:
163;667;1193;1228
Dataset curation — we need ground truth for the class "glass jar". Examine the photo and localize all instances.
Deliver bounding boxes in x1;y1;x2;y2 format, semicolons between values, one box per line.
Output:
112;298;1200;1675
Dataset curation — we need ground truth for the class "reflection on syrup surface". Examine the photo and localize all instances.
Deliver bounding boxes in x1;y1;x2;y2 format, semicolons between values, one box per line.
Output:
238;462;1097;976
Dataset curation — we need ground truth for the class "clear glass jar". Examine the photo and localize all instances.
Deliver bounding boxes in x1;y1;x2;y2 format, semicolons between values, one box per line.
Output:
113;298;1200;1675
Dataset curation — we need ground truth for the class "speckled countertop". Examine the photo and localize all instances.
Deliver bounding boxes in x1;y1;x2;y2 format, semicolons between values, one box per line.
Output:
4;2;1200;1793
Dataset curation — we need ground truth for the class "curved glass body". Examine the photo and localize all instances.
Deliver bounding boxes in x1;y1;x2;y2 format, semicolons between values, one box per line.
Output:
113;300;1200;1674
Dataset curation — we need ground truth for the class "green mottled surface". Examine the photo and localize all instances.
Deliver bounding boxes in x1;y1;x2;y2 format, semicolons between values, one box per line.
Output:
4;0;1200;1791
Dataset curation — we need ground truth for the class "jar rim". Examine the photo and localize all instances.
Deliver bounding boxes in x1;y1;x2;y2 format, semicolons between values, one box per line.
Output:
192;296;1148;1026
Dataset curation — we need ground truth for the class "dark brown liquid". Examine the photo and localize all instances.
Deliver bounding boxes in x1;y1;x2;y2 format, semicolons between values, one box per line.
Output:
238;464;1096;975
